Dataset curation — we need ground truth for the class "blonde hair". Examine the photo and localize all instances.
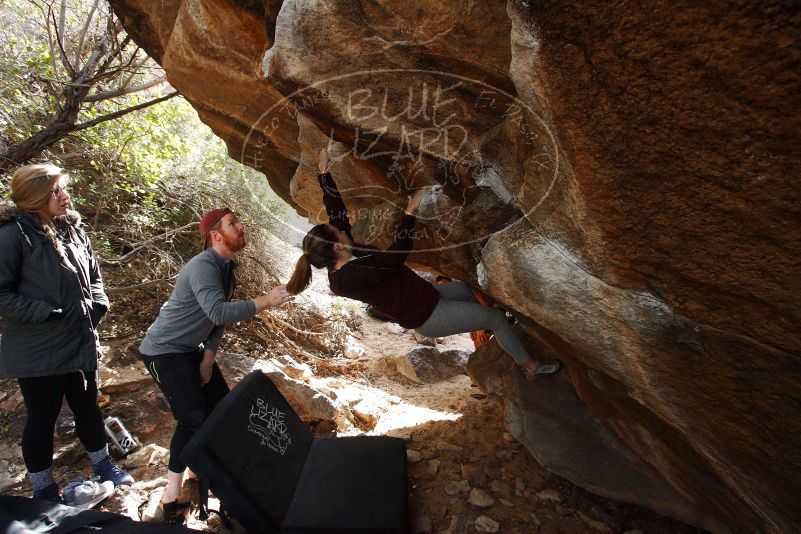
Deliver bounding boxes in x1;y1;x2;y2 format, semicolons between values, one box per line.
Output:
10;164;65;215
9;164;70;264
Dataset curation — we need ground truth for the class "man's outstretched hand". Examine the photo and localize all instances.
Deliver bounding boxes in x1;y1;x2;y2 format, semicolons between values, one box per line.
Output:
254;284;292;312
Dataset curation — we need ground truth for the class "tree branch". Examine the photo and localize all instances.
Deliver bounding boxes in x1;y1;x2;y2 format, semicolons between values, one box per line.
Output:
74;0;101;70
84;76;167;102
242;253;280;283
57;0;67;52
106;277;176;294
72;91;179;132
99;220;196;265
114;54;152;92
0;91;179;174
88;34;132;83
50;4;74;78
84;42;141;87
38;1;63;87
260;313;326;337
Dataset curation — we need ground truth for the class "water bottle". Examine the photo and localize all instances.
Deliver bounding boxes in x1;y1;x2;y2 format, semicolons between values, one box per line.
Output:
103;415;139;458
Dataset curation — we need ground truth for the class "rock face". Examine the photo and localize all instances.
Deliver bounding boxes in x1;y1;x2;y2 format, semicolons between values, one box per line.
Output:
110;1;800;532
388;347;470;383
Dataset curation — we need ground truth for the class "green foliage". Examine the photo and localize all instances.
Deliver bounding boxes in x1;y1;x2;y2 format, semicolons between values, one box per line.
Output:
69;96;193;208
0;3;56;142
0;0;288;284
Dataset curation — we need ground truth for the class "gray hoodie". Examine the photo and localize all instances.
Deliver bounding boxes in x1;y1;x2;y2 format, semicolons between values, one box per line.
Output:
0;202;108;378
138;248;256;357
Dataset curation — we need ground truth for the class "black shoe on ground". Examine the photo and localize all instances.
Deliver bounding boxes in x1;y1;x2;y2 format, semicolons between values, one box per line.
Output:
32;482;65;504
160;499;191;525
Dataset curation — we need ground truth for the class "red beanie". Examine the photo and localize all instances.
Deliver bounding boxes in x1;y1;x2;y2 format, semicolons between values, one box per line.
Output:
199;208;232;244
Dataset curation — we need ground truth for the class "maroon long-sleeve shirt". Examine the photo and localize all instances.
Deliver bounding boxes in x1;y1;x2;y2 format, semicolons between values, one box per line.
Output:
318;172;440;329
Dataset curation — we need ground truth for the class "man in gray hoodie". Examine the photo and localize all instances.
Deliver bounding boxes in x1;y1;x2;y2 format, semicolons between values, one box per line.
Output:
139;208;290;524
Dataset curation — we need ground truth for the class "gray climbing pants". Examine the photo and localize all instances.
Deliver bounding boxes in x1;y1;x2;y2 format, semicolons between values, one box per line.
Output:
415;282;532;365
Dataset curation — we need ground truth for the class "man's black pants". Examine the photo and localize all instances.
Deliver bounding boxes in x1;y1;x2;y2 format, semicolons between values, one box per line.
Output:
141;351;229;473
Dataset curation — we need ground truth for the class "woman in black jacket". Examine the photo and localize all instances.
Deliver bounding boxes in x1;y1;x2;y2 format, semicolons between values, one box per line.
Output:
0;164;133;503
287;147;561;379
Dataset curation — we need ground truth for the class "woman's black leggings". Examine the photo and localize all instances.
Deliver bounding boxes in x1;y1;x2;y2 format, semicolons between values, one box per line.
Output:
17;372;107;473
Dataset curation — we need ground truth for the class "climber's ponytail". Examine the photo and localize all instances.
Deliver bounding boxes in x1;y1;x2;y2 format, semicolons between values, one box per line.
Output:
286;223;340;295
287;253;313;295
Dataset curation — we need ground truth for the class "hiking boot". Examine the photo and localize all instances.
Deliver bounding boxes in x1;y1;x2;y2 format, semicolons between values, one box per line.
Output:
63;477;114;509
160;499;191;525
32;482;65;504
92;456;134;487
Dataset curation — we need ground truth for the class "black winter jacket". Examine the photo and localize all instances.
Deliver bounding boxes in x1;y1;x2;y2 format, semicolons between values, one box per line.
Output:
0;202;108;378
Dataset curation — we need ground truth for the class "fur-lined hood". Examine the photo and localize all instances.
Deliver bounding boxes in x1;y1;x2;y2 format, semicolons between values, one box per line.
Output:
0;200;82;228
0;201;15;226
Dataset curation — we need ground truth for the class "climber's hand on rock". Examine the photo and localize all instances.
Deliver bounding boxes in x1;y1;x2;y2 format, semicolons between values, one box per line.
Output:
319;145;332;173
405;186;433;215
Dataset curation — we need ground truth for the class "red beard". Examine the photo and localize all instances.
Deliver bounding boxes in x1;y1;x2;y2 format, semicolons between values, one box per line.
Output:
222;231;247;253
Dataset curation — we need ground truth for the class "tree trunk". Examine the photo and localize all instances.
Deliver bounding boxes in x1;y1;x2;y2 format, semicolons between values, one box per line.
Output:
0;122;74;174
0;91;179;175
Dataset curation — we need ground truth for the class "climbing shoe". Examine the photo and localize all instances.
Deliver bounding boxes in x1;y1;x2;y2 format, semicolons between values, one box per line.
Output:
523;359;562;380
92;456;134;486
535;359;562;375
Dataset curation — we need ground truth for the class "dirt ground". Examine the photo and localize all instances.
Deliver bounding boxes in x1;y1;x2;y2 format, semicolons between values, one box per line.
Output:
0;295;701;533
338;312;701;534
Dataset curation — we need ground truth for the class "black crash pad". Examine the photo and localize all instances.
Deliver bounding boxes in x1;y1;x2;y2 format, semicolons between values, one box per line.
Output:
0;495;198;533
181;370;408;533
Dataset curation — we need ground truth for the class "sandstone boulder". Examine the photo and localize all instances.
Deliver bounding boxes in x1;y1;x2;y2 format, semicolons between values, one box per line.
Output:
388;347;470;384
99;363;152;394
221;354;342;423
110;1;801;531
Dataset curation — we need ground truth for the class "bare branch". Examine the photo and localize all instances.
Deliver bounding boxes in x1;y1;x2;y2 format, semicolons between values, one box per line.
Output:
261;313;326;337
106;277;177;294
72;90;179;132
84;76;167;102
115;53;149;90
84;35;132;85
37;1;63;87
50;4;74;78
74;0;101;70
100;220;196;266
57;0;66;49
75;29;113;86
81;56;146;91
157;182;202;219
242;253;280;283
0;89;177;174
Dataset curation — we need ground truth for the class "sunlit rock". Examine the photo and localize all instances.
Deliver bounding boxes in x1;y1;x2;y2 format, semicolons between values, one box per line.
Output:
110;1;801;531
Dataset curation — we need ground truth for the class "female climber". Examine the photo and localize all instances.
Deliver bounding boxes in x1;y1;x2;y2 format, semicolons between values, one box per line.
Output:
286;145;561;380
